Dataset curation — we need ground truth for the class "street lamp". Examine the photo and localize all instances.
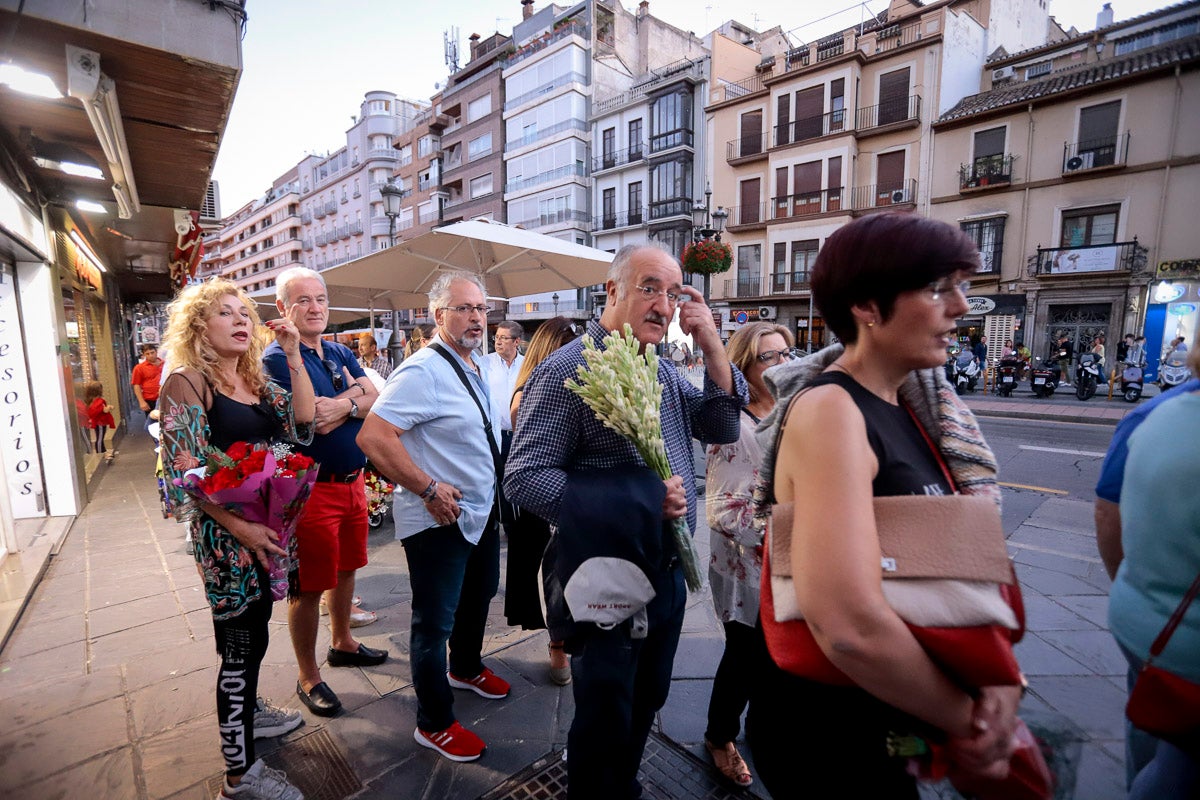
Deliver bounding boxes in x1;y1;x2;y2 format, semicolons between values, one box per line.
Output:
379;179;403;248
552;292;560;315
689;183;728;299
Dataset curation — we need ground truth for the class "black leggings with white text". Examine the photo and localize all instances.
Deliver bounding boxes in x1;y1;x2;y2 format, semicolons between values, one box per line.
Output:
212;575;273;777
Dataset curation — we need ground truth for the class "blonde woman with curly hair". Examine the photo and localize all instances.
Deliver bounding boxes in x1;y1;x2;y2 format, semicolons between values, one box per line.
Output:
159;278;314;800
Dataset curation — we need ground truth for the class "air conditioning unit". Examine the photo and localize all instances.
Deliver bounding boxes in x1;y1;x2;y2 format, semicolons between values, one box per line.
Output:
1064;151;1096;172
890;188;910;204
991;66;1015;82
758;305;777;320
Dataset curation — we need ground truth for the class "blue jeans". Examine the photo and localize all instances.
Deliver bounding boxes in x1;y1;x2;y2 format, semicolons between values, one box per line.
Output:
566;565;686;800
401;517;500;732
1121;644;1200;798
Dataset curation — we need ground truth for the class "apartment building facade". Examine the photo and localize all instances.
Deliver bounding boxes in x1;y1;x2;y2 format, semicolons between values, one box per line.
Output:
707;0;1050;350
930;1;1200;376
206;169;303;294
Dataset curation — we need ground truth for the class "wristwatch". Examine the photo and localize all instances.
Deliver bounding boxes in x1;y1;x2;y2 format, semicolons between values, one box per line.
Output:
348;397;360;418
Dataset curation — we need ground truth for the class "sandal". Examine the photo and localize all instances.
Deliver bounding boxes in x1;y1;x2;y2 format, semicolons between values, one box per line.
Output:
705;739;753;788
548;642;571;686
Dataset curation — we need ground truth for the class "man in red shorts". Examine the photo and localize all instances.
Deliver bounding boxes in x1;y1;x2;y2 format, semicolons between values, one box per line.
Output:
264;267;387;718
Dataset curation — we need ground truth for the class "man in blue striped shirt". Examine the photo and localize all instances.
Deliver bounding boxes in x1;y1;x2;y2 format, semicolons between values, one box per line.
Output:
506;243;747;800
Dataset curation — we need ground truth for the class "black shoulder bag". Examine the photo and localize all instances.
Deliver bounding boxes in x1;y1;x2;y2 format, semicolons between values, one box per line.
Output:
429;343;519;524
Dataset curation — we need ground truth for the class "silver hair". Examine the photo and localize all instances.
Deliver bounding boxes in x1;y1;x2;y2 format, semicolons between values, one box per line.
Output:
275;266;326;305
428;270;487;310
607;241;676;300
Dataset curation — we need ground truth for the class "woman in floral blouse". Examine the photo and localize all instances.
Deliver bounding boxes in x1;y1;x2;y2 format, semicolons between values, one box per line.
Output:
160;279;314;800
703;321;794;788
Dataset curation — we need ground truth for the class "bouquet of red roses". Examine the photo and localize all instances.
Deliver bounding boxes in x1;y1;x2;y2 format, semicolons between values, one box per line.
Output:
176;440;318;600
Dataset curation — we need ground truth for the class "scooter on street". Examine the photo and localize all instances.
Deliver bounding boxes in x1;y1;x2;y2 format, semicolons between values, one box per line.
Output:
1120;363;1145;403
1030;357;1060;398
1074;353;1102;400
994;356;1022;397
953;350;981;395
1160;348;1192;389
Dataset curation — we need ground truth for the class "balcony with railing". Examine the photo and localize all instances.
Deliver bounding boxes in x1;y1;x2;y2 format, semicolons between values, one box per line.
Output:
505;118;589;151
873;20;922;53
350;221;364;236
855;94;922;135
315;233;329;247
724;271;812;299
726;131;769;164
505;163;587;194
649;128;694;153
772;187;845;219
592;144;646;173
959;155;1016;191
502;20;589;69
510;208;591;229
774;109;849;147
505;71;588;111
301;211;312;224
324;201;338;215
1031;239;1146;276
849;178;918;211
1062;133;1130;175
711;73;766;105
649;198;693;221
593;208;646;231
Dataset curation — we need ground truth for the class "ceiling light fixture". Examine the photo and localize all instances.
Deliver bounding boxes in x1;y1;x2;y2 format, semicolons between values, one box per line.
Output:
75;199;107;213
0;63;63;98
65;46;140;219
69;229;107;273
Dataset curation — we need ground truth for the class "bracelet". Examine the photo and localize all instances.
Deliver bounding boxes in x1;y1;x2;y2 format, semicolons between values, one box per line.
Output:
287;360;301;373
357;381;367;396
419;479;438;501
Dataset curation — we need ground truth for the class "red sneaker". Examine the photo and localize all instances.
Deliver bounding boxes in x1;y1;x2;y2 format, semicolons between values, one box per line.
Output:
447;666;510;699
413;721;486;762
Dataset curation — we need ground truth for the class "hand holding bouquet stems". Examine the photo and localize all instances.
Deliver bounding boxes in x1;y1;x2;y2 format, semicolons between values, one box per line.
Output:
565;324;703;591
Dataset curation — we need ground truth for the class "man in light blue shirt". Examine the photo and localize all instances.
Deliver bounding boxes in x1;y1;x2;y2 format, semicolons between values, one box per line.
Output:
357;271;508;763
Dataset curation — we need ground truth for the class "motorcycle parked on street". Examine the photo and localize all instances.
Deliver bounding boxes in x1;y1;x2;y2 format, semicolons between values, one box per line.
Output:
953;350;980;395
1120;363;1145;403
1074;352;1102;400
1030;357;1060;398
1160;348;1192;390
994;356;1022;397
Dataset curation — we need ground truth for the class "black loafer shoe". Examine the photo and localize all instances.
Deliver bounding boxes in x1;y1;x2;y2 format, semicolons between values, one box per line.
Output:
296;680;341;717
327;643;388;668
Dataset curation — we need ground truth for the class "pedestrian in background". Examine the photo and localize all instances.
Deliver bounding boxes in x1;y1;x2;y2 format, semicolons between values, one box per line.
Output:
83;380;115;462
357;331;392;381
504;316;577;686
747;214;1019;797
405;324;430;358
505;243;747;800
131;341;163;415
1107;338;1200;798
159;278;314;800
264;267;386;721
357;272;510;763
702;321;793;789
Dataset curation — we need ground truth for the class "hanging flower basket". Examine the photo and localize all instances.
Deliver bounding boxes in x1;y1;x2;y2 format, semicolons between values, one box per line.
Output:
681;239;733;276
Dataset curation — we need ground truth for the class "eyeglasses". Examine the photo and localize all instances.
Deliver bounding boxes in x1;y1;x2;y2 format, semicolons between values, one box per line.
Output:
321;359;344;390
756;349;795;365
923;279;971;302
494;334;517;341
633;284;686;305
444;304;491;315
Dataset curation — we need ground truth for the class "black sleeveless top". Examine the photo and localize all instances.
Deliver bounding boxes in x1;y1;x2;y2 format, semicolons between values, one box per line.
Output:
206;387;284;453
807;371;952;498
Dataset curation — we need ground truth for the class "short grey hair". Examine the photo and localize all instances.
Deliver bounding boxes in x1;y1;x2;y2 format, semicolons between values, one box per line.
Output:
428;270;487;310
496;320;524;339
607;241;676;300
276;266;325;305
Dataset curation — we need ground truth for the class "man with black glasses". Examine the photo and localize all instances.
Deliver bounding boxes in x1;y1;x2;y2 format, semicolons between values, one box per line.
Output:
357;270;510;763
264;267;387;720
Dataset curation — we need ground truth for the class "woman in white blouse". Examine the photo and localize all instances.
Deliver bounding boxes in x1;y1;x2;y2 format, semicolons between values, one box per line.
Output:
703;321;794;788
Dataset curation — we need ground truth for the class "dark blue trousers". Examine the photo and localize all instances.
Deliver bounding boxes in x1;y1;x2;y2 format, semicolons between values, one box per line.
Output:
566;565;686;800
401;516;500;732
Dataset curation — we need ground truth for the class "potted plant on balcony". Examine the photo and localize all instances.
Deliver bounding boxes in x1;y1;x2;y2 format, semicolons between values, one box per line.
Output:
681;238;733;286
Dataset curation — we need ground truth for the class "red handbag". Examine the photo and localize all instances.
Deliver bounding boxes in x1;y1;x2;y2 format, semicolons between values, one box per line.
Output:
1125;571;1200;757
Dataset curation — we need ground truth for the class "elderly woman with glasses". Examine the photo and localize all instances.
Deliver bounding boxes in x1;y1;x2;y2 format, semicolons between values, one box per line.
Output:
747;213;1021;797
702;321;793;788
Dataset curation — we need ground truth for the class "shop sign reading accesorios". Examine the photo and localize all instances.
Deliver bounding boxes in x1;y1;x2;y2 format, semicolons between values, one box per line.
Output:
0;263;45;517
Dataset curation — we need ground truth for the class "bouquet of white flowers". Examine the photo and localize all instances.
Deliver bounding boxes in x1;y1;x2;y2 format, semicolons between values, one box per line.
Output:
565;324;703;591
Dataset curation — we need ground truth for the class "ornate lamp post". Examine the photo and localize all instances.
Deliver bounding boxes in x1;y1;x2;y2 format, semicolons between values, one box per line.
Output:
379;178;404;364
686;183;729;300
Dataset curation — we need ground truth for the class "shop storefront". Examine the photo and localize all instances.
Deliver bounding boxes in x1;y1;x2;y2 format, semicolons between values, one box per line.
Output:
958;293;1028;361
1143;258;1199;381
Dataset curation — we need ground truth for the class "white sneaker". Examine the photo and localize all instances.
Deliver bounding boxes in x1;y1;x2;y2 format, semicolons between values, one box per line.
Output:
217;760;303;799
253;697;303;739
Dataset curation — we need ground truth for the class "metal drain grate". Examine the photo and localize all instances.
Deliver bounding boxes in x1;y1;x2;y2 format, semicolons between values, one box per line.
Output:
205;729;362;800
477;731;764;800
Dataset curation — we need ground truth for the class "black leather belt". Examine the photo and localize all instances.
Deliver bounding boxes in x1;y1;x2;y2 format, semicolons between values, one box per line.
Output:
315;469;362;484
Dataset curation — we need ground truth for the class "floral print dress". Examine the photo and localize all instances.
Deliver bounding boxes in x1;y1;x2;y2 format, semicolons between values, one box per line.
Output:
705;411;763;627
159;369;312;620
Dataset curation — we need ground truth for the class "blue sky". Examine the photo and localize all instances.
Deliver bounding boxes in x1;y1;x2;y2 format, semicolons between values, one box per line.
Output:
212;0;1164;212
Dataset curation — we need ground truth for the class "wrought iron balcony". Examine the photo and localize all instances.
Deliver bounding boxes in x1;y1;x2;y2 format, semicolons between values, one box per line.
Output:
849;178;918;211
593;208;646;230
723;272;812;299
592;144;646;172
771;187;845;219
774;109;849;146
725;131;769;163
959;155;1016;190
1062;133;1130;174
856;94;921;133
1032;239;1147;276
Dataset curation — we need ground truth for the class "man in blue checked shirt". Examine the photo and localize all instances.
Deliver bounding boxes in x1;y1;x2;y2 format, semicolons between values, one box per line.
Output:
505;242;748;800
